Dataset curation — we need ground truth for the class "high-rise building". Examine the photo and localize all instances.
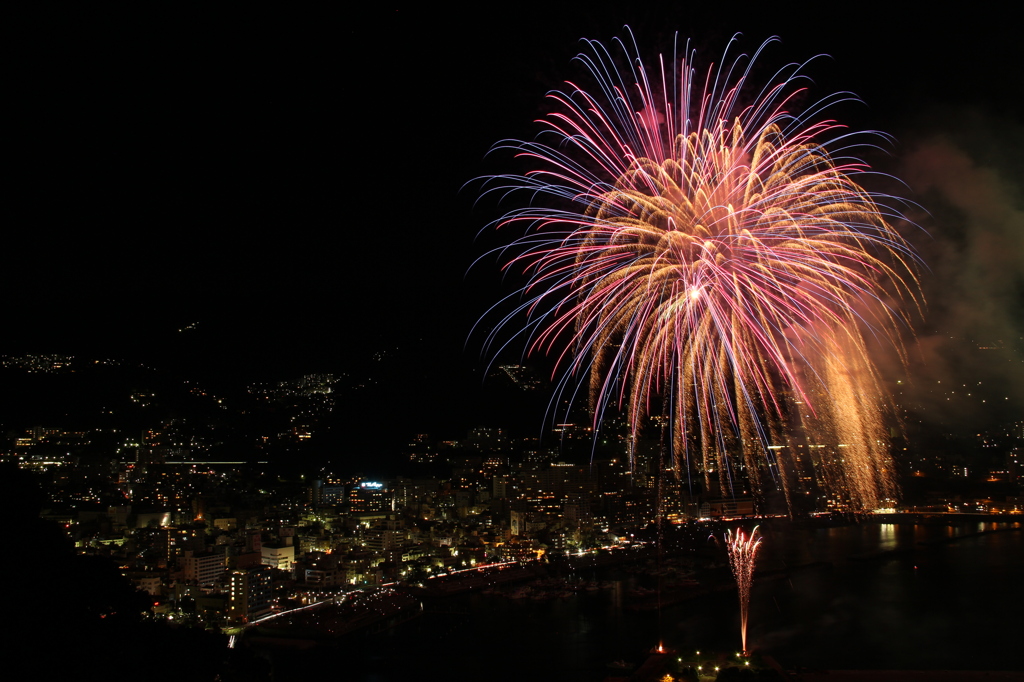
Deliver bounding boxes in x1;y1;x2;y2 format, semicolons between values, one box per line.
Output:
181;550;226;586
349;480;392;513
228;566;272;622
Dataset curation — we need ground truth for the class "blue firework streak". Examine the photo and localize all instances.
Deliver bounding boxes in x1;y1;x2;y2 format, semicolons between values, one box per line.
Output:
475;30;922;512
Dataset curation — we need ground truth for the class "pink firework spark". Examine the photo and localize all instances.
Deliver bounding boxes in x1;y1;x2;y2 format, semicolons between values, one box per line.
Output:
477;30;921;511
727;526;762;654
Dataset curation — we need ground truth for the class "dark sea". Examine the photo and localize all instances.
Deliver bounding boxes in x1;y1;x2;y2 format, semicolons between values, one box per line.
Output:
270;519;1024;680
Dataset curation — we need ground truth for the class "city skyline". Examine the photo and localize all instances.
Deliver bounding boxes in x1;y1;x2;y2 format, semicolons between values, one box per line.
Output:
5;7;1022;680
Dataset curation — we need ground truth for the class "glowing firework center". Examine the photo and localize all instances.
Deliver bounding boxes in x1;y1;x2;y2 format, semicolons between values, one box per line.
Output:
481;32;920;514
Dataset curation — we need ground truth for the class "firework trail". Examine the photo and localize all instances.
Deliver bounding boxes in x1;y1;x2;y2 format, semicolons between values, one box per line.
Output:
726;526;762;654
477;31;920;511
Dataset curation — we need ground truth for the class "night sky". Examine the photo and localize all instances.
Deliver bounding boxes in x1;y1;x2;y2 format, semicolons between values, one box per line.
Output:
7;5;1023;461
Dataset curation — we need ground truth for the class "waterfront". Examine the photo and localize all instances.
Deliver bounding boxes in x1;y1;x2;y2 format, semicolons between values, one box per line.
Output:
265;519;1024;680
748;520;1024;671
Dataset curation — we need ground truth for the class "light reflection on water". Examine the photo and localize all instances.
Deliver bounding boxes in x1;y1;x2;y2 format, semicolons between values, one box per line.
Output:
747;521;1023;671
284;520;1023;681
878;523;896;550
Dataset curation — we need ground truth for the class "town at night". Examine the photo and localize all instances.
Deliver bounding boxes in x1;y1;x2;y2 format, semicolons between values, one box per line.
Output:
5;3;1022;681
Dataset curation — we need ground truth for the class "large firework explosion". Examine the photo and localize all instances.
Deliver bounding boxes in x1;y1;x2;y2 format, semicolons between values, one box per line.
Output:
478;31;920;512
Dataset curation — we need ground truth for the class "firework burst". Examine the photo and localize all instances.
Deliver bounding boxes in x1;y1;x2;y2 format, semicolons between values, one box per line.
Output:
726;526;762;654
477;31;920;511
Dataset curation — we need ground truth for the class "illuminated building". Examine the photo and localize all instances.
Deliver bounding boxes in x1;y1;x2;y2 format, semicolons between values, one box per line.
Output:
228;566;272;622
181;550;226;586
261;543;295;571
364;528;403;553
349;480;393;513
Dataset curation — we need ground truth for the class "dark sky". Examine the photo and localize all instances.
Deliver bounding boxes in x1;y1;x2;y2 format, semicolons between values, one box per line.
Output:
7;4;1023;445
